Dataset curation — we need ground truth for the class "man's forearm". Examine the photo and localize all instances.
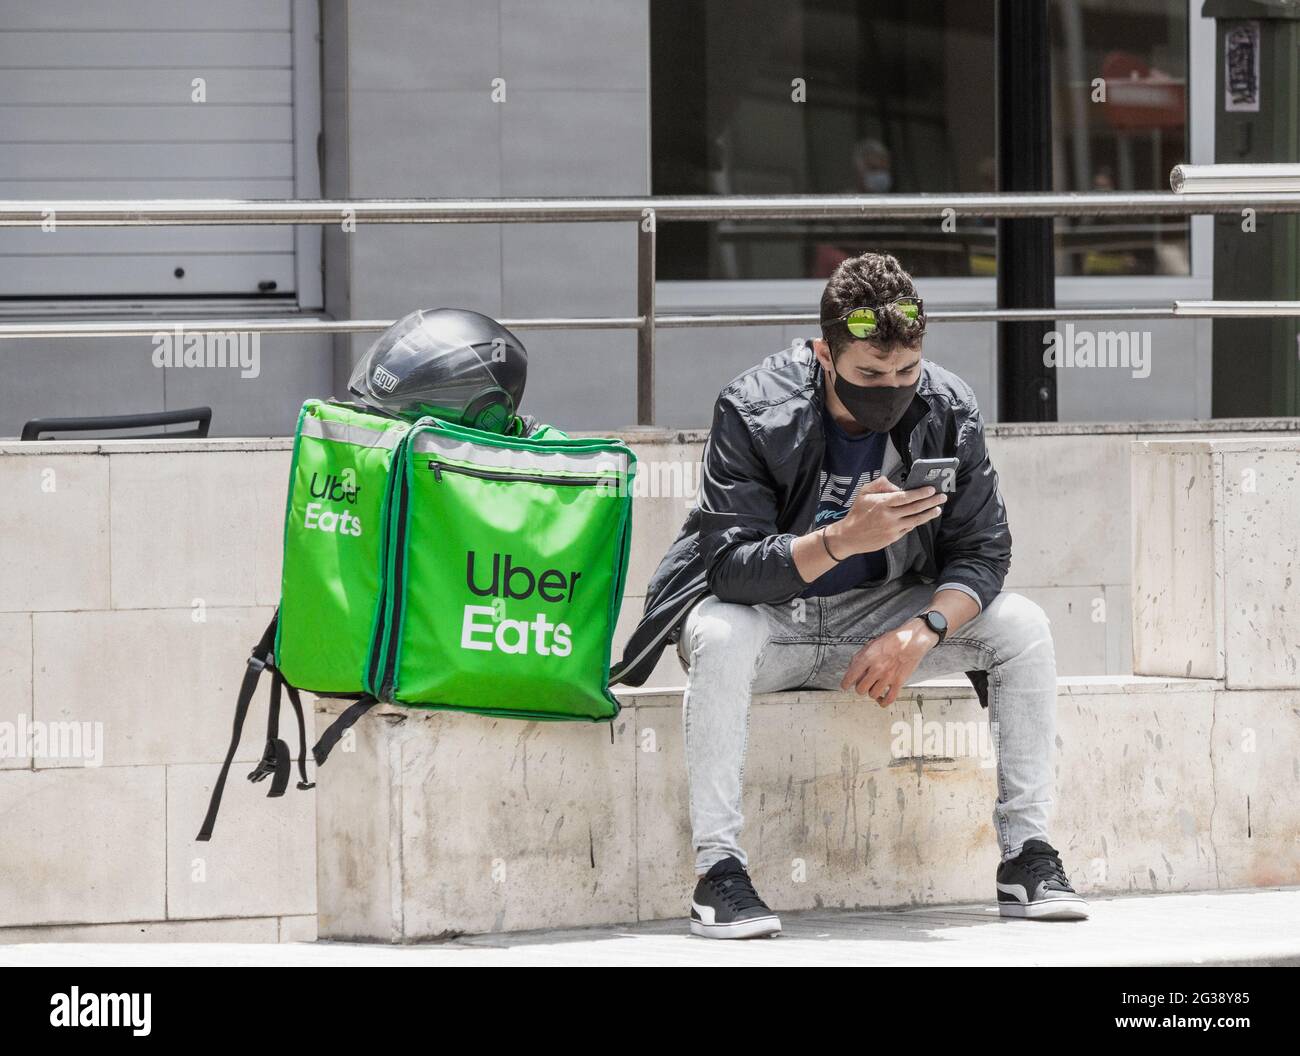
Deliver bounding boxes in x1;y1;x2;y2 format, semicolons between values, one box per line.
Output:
790;521;849;584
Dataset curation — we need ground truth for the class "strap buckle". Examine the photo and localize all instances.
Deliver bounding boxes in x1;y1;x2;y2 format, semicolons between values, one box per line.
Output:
247;741;278;783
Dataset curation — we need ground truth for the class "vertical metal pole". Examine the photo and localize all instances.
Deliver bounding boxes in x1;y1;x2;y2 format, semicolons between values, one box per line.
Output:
636;210;657;426
996;0;1058;421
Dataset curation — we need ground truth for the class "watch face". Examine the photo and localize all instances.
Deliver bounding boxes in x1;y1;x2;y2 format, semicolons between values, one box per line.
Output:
926;611;948;634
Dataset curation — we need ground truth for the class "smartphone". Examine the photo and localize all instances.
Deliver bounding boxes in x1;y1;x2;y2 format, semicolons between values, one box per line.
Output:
903;457;959;494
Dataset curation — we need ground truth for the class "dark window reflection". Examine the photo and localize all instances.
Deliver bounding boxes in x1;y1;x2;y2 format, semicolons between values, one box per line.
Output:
651;0;1188;280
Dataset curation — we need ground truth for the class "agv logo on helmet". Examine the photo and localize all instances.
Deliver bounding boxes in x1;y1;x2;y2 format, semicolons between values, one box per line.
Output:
371;364;400;393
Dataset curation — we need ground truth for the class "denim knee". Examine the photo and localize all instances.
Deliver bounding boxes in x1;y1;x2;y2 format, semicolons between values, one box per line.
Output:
985;592;1055;660
679;596;770;676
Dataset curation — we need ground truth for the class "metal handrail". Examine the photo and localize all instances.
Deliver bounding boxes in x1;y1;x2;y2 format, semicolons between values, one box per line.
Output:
3;191;1300;225
1170;164;1300;194
4;302;1300;342
4;188;1300;423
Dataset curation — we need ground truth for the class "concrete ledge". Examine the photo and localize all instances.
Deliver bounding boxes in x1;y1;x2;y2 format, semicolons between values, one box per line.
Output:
616;673;1217;704
3;422;1294;940
3;415;1296;454
1132;436;1300;687
315;674;1296;941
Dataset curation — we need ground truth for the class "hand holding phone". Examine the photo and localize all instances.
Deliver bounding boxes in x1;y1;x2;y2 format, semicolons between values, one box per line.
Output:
823;474;948;557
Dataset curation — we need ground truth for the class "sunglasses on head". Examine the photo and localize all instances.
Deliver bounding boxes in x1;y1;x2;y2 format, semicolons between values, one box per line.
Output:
824;297;924;340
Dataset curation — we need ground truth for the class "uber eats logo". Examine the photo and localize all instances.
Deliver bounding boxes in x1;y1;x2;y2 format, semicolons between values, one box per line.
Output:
304;471;363;537
461;551;577;656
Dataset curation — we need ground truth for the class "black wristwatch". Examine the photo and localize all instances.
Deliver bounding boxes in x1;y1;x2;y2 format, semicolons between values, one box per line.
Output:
918;610;948;644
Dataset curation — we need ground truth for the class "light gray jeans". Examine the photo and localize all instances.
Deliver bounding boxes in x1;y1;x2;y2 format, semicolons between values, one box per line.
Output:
676;576;1058;875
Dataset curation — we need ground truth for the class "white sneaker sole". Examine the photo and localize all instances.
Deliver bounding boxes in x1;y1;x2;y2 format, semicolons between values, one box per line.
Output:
689;912;782;940
998;896;1090;921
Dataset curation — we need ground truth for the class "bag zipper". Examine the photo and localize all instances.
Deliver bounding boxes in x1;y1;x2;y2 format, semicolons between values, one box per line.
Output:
367;450;410;701
378;469;411;700
428;459;615;488
365;452;401;694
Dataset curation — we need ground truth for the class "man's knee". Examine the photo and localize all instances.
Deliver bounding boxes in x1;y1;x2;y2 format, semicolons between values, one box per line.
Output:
679;596;770;672
983;592;1054;655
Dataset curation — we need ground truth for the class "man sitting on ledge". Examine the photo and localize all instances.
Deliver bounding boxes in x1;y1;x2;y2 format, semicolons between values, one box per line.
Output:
611;252;1087;938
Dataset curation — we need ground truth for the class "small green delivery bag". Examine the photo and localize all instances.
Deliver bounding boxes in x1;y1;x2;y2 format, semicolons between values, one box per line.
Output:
276;399;411;694
198;404;635;840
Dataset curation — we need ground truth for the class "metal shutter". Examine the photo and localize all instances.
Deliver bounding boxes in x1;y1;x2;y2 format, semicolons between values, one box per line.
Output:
0;0;299;298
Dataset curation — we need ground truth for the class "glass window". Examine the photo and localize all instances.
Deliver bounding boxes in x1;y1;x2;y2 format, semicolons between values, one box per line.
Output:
1050;0;1189;276
652;0;997;280
650;0;1188;281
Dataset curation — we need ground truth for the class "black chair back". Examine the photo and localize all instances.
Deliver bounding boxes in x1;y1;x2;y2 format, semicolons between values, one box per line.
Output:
20;406;213;441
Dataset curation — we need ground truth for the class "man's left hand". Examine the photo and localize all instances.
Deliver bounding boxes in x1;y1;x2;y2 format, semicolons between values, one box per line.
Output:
839;618;939;708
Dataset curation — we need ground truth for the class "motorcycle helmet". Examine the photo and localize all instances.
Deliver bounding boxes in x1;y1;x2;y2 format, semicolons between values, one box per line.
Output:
348;308;527;433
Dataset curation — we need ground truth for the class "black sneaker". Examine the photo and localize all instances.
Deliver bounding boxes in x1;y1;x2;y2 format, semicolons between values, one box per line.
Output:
996;839;1089;920
690;857;782;939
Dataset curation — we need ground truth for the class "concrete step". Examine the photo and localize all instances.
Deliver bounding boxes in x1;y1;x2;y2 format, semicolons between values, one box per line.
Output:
315;674;1300;941
5;887;1298;966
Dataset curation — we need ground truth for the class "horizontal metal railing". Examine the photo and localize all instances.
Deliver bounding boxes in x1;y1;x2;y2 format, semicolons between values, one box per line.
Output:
4;190;1300;225
2;302;1297;342
4;181;1300;423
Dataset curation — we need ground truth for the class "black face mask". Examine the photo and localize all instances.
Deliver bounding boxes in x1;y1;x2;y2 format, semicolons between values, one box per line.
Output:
829;362;919;434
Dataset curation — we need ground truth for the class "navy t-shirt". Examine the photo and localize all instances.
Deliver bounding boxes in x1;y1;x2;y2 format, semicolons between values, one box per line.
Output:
799;407;889;598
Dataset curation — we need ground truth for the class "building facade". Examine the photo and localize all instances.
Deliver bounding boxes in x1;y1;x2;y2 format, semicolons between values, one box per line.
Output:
0;1;1222;435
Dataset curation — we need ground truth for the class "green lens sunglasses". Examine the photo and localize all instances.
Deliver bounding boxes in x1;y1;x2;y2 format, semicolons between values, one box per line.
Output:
825;297;924;339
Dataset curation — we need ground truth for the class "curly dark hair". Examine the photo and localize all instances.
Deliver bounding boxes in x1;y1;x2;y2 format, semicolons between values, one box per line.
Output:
819;252;926;358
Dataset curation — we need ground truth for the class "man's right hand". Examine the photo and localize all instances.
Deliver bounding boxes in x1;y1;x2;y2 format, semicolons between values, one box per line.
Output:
823;476;946;557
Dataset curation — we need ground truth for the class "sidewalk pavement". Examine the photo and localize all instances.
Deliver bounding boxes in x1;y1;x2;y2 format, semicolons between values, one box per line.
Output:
2;888;1296;967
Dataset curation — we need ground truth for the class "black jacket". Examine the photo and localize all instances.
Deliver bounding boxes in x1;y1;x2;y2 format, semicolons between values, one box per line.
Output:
609;340;1012;691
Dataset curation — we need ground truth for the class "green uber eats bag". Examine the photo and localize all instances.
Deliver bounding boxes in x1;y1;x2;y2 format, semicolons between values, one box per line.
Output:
277;399;411;693
365;417;637;719
197;400;636;840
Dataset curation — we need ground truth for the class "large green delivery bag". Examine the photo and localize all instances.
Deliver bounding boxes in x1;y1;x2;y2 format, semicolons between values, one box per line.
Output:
197;403;635;840
365;418;636;721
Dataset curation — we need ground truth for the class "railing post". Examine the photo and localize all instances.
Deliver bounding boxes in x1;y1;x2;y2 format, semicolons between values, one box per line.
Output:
637;209;656;426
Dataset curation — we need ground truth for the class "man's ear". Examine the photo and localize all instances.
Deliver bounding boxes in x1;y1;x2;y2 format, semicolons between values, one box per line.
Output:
812;338;834;372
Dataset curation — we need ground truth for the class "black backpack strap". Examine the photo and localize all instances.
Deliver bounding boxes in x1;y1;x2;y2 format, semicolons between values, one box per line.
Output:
284;682;315;790
248;672;292;798
312;696;379;766
196;614;279;842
